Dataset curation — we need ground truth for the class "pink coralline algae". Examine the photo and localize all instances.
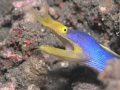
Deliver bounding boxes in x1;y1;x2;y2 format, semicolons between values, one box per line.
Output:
2;50;23;62
59;1;64;8
0;50;23;69
0;0;46;70
0;82;15;90
24;40;31;48
12;0;42;8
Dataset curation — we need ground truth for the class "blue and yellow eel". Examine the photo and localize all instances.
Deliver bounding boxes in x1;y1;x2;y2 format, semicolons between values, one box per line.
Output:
32;7;120;72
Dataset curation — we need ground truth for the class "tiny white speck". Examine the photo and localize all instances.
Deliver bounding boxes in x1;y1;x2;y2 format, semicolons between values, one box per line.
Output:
60;62;69;68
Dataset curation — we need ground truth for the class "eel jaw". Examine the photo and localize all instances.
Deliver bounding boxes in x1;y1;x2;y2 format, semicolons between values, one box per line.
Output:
38;27;87;62
45;26;74;51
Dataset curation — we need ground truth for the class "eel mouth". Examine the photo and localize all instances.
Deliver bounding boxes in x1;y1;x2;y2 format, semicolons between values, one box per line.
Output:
45;26;74;51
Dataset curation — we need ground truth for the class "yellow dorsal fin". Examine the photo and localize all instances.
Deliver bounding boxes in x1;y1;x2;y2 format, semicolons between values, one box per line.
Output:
100;44;120;58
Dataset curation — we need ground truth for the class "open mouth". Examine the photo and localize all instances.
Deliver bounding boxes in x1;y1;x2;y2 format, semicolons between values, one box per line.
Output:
45;26;74;51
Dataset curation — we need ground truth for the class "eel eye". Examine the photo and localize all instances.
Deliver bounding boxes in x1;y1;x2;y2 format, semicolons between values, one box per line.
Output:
62;26;68;34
